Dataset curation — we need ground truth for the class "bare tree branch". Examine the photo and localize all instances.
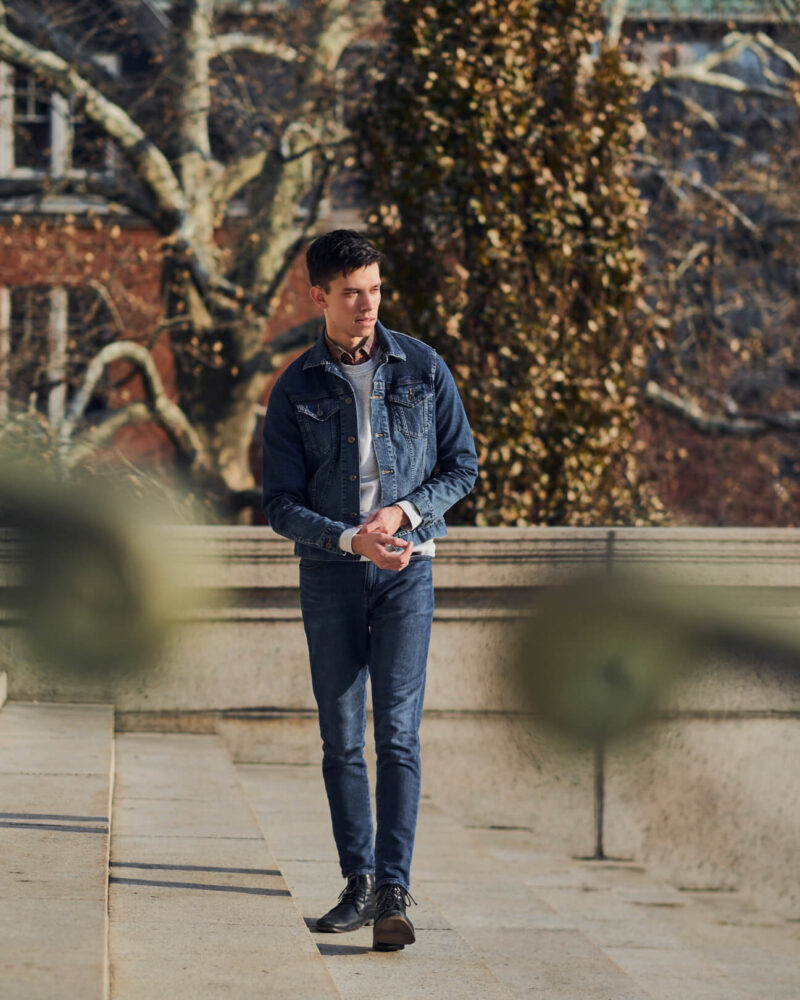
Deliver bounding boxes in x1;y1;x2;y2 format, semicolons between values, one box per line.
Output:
63;401;153;466
633;154;760;234
174;0;215;167
0;19;187;221
212;0;363;210
209;33;297;63
671;32;756;78
235;318;320;382
86;279;126;339
251;151;334;312
671;241;710;284
661;88;747;146
6;0;119;86
645;381;800;436
212;146;270;206
59;341;213;472
606;0;628;48
641;32;798;103
752;31;800;76
665;66;793;102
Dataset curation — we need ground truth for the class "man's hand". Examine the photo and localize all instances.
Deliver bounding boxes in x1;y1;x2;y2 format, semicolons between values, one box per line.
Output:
352;531;414;571
359;504;410;536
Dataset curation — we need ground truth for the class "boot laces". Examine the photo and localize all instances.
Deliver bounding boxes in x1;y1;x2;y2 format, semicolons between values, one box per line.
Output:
376;883;416;918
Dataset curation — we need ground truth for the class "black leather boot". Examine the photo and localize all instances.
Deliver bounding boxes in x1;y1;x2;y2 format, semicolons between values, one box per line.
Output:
372;883;416;951
316;873;376;933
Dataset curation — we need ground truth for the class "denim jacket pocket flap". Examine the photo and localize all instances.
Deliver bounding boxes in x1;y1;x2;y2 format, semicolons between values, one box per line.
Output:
387;382;432;408
296;398;340;422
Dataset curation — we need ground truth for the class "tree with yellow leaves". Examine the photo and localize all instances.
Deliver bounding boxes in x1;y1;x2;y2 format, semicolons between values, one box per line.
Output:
360;0;663;525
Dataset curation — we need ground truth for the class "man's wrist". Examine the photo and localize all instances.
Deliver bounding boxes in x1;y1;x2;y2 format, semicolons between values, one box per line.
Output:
391;504;410;527
395;500;422;530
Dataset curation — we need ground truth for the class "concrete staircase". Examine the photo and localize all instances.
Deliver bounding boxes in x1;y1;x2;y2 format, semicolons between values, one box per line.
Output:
0;701;113;999
1;697;798;999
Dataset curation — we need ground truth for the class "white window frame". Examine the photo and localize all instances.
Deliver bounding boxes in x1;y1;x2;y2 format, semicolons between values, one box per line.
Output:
0;286;9;422
0;55;119;180
47;287;68;425
0;284;69;425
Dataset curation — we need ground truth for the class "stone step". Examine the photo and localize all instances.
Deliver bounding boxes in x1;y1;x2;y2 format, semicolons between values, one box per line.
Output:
0;701;115;1000
469;826;800;1000
108;732;341;1000
236;761;647;1000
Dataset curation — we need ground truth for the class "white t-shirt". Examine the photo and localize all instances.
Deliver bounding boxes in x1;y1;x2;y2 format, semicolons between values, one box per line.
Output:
336;356;435;558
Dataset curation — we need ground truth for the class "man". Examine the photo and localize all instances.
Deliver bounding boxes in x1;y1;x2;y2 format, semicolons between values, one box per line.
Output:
262;229;477;952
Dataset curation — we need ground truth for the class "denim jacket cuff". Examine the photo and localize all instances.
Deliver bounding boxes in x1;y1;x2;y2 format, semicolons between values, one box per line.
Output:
403;490;433;525
318;522;352;555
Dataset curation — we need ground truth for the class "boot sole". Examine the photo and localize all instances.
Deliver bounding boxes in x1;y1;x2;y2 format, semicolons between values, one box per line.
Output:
373;914;416;951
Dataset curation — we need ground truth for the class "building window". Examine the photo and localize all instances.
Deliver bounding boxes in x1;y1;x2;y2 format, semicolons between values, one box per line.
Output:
0;57;118;179
10;67;52;171
0;285;114;424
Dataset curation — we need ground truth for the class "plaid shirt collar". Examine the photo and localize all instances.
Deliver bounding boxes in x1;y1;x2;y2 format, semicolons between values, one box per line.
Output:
324;327;379;366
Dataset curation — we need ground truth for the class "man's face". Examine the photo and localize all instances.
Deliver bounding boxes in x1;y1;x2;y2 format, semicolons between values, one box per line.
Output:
310;262;382;344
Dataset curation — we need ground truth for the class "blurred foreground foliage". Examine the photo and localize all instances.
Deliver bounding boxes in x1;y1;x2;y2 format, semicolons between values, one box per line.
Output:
0;442;179;682
0;407;208;524
360;0;665;526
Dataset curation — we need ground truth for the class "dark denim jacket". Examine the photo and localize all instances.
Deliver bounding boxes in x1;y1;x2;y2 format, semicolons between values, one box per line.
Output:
262;322;478;560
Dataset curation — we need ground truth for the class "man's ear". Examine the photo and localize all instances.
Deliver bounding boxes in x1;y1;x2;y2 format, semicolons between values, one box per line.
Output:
310;285;327;311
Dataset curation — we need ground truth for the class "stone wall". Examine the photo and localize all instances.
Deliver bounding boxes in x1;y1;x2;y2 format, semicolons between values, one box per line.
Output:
1;526;799;917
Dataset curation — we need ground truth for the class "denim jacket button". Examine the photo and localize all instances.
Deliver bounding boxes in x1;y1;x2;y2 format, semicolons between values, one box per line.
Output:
347;435;356;443
349;474;357;481
344;396;353;404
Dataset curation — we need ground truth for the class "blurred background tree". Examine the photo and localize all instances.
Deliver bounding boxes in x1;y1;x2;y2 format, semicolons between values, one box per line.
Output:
625;12;800;524
359;0;665;526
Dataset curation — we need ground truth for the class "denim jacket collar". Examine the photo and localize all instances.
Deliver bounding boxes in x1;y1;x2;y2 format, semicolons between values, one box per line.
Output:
301;320;407;371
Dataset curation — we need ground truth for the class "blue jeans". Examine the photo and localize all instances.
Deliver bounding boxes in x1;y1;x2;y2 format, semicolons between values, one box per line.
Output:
299;556;434;891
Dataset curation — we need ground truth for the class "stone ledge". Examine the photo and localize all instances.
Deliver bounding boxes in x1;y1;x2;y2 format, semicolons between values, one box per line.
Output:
8;525;800;592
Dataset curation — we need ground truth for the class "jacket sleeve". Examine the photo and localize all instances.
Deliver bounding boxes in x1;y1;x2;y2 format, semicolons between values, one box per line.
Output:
261;379;354;556
399;354;478;524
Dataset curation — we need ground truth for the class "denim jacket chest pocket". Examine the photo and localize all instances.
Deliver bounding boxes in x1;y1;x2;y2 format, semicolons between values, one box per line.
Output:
387;381;434;439
295;396;341;456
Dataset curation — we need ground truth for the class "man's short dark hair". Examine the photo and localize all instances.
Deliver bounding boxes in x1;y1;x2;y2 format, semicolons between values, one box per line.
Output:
306;229;384;290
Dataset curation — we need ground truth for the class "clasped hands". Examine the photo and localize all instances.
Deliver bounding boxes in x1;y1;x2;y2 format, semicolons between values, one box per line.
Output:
351;505;414;571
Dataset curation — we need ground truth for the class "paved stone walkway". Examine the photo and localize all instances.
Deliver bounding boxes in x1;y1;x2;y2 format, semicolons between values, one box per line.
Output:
1;699;798;999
